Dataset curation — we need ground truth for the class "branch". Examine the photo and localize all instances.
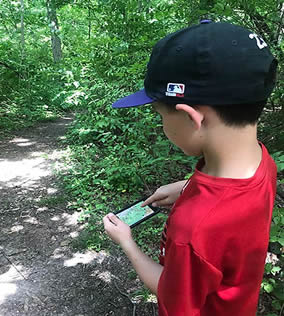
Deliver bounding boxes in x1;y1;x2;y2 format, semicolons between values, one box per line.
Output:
113;280;137;315
0;249;28;280
276;2;284;44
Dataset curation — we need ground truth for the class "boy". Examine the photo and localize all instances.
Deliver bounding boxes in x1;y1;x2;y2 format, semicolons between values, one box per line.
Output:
103;21;278;315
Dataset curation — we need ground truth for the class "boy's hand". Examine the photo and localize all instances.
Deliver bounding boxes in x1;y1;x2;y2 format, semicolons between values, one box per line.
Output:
141;180;187;209
103;213;132;246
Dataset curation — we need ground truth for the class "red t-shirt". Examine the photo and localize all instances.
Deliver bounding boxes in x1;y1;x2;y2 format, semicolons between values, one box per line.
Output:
158;144;277;316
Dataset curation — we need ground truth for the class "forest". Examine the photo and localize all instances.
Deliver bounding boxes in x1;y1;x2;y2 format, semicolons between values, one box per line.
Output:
0;0;283;314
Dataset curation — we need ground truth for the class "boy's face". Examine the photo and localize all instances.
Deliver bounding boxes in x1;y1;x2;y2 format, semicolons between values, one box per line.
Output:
153;102;204;157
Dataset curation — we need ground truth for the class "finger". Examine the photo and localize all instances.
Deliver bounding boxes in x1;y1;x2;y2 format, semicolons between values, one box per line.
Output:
103;214;110;226
141;196;152;207
103;214;114;229
103;213;118;227
142;194;165;207
153;198;173;207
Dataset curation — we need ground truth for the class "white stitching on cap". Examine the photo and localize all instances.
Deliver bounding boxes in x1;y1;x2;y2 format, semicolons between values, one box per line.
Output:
249;33;268;49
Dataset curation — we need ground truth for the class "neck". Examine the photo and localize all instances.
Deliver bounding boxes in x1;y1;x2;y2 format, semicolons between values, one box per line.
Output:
202;124;262;179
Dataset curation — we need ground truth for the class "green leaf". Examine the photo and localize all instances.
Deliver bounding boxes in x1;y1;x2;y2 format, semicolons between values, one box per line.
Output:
271;266;281;275
278;238;284;246
263;282;274;293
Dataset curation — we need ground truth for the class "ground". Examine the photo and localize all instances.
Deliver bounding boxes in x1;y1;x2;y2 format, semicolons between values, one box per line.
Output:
0;116;157;316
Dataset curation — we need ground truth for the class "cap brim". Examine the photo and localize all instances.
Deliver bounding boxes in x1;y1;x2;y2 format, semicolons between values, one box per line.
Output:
112;89;154;108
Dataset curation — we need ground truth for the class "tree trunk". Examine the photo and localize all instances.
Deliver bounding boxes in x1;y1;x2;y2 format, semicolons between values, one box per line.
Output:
20;0;25;61
88;2;91;40
46;0;63;63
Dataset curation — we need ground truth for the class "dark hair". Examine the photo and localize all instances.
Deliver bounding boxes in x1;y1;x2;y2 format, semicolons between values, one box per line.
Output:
158;100;267;127
210;101;266;127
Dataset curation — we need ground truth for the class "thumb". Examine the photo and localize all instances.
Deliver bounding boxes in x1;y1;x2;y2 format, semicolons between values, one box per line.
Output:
107;213;120;225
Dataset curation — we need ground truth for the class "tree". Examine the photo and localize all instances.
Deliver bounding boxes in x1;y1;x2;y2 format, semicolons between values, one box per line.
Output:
20;0;25;62
46;0;63;62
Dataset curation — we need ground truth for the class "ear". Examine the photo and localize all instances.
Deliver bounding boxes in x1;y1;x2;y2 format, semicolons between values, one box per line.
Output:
175;104;204;130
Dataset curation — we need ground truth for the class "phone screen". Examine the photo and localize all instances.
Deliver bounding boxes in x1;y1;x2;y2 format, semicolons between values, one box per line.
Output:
116;201;155;227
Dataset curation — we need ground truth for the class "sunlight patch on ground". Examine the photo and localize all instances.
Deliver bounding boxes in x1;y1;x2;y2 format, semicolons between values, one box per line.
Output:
9;137;29;143
51;215;60;221
0;265;25;283
0;283;17;304
49;149;66;160
9;137;34;146
96;271;113;283
52;248;66;259
36;206;48;213
10;225;24;233
62;212;81;226
47;187;58;194
0;157;51;187
49;212;83;228
69;231;79;238
30;151;46;158
24;217;39;225
64;251;98;267
95;251;109;264
15;142;37;147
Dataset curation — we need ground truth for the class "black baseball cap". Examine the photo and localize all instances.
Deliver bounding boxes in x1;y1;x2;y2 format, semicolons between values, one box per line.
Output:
112;21;277;108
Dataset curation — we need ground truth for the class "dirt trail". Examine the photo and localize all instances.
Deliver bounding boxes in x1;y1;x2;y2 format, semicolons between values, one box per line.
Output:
0;116;157;316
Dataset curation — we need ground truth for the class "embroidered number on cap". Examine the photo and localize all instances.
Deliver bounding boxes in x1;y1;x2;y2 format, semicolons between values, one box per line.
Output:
249;33;268;49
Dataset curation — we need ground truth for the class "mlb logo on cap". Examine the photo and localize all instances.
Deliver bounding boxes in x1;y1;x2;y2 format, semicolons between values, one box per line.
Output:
166;83;185;97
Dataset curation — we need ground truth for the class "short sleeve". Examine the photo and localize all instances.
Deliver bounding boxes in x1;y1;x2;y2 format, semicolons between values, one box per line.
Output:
158;242;222;316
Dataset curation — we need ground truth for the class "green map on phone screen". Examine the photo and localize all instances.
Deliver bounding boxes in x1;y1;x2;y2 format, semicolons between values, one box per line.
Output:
117;202;154;226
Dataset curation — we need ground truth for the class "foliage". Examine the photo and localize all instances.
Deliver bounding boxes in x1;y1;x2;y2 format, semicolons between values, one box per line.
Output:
261;207;284;313
0;0;84;133
272;152;284;173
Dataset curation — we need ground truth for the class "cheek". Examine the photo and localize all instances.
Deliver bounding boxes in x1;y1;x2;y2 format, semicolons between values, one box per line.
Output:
162;120;169;137
163;125;176;143
162;117;179;138
162;125;169;138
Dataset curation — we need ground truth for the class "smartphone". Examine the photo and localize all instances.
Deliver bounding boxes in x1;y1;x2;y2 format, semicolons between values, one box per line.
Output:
115;199;160;228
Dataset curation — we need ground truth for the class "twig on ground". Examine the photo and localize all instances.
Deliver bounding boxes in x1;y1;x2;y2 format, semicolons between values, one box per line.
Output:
109;302;118;308
113;280;136;316
0;249;28;280
280;302;284;316
113;280;132;303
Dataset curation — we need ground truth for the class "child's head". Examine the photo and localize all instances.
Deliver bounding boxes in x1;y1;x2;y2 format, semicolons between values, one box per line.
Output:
152;100;267;156
112;21;277;155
